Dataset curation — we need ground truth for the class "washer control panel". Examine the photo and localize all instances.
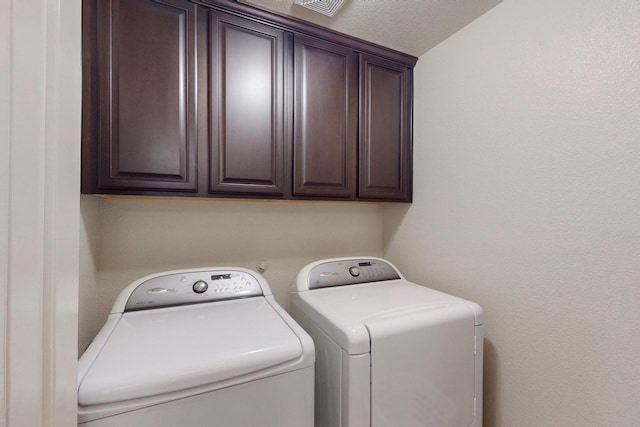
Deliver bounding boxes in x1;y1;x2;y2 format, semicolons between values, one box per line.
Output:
308;258;401;289
124;270;263;311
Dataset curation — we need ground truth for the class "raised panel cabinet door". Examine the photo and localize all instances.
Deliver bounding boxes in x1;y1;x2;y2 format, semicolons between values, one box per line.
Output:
293;35;358;198
95;0;198;192
359;54;412;201
209;12;288;196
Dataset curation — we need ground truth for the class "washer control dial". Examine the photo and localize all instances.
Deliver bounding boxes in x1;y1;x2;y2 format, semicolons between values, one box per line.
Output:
192;280;209;294
348;266;360;277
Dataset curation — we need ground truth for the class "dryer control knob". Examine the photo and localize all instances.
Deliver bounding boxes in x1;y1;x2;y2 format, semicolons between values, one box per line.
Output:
348;266;360;277
192;280;209;294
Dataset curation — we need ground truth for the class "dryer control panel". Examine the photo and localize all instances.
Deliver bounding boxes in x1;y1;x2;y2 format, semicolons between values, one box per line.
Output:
308;258;401;289
124;270;263;311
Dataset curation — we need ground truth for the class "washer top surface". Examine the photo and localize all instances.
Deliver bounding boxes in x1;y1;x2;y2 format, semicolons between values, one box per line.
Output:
292;257;483;355
78;268;306;408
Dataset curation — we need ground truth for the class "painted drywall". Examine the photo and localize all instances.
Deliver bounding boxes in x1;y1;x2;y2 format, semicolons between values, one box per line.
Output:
248;0;501;57
79;196;101;354
384;0;640;425
78;197;383;352
2;1;81;425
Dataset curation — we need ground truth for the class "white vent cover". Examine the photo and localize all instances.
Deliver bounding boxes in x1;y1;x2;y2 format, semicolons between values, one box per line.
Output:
294;0;346;17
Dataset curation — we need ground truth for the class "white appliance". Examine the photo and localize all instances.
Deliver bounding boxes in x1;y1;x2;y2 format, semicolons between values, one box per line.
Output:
78;267;314;427
290;257;484;427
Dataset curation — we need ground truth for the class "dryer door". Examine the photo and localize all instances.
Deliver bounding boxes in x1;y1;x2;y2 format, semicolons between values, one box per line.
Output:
366;303;478;427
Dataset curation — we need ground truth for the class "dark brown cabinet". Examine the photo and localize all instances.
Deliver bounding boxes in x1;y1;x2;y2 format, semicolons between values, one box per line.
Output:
84;0;199;193
293;35;358;198
359;54;412;201
82;0;416;202
208;12;289;196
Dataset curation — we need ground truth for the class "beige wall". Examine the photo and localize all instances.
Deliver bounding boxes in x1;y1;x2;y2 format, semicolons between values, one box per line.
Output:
384;0;640;425
77;0;640;425
79;197;383;352
2;0;81;425
79;196;101;354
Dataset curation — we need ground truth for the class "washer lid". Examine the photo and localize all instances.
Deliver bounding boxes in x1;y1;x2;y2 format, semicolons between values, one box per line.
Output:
294;280;483;355
78;297;303;406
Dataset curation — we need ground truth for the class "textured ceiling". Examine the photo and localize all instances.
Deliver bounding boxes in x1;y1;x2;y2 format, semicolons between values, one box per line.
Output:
245;0;502;57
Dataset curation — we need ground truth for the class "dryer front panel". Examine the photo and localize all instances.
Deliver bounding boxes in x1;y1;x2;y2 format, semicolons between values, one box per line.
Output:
367;303;478;427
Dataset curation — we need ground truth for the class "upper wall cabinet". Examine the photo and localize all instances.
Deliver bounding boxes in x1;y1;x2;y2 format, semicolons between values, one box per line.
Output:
359;54;413;201
208;12;289;197
83;0;199;193
82;0;417;202
293;35;358;198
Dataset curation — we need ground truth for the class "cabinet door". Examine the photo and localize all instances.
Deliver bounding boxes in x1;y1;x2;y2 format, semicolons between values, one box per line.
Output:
95;0;198;192
359;54;412;201
208;12;288;196
293;35;358;198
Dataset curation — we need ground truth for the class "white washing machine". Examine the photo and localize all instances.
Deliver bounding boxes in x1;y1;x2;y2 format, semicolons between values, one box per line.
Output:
78;267;314;427
290;257;484;427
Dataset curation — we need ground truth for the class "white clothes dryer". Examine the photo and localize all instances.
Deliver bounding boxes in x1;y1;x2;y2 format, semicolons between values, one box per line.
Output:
290;257;484;427
78;267;314;427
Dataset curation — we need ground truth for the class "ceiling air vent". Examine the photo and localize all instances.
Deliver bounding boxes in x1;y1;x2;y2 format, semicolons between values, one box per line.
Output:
294;0;346;17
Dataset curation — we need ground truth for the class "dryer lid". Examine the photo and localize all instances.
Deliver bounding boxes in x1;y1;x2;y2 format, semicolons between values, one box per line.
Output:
78;297;303;406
